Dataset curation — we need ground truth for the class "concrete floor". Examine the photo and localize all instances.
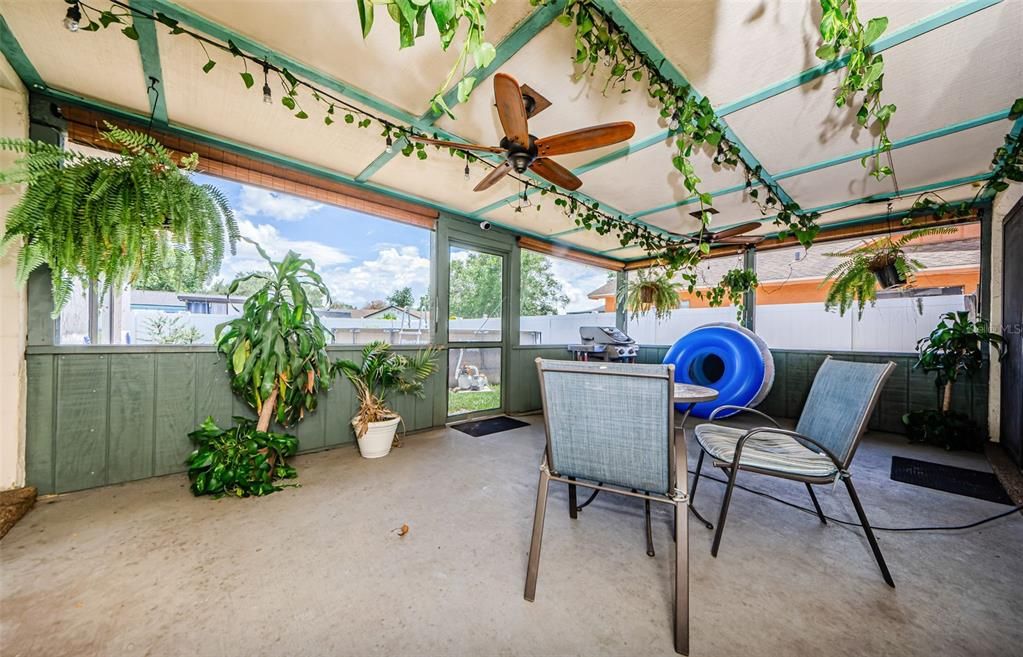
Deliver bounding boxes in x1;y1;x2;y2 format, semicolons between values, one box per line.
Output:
1;416;1021;657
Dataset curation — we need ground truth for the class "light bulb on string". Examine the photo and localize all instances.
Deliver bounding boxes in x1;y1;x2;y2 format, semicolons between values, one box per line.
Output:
63;2;82;32
464;162;470;181
385;135;394;153
261;62;272;104
669;111;680;132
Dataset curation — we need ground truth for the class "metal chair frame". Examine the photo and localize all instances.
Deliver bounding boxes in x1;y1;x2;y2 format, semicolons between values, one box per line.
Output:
689;357;897;587
523;358;691;656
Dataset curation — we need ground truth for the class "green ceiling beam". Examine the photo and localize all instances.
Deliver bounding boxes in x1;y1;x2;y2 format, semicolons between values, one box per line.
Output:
131;0;168;125
0;12;44;90
355;0;566;182
629;107;1013;220
539;0;1005;202
592;0;796;204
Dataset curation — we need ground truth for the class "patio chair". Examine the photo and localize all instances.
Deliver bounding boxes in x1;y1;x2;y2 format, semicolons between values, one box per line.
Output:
690;356;896;586
524;358;691;655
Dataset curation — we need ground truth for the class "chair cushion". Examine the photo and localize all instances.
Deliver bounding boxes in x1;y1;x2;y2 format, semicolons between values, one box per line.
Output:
694;424;838;479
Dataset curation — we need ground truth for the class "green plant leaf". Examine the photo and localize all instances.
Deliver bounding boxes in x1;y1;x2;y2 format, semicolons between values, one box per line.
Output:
815;44;837;60
357;0;374;37
457;77;476;103
863;16;888;46
240;72;254;88
121;25;140;40
202;59;216;74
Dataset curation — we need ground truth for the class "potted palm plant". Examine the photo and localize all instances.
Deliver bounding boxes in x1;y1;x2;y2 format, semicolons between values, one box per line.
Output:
822;226;955;317
333;342;439;458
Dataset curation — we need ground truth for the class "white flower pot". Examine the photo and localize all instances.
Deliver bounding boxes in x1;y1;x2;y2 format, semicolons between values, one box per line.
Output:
355;416;400;459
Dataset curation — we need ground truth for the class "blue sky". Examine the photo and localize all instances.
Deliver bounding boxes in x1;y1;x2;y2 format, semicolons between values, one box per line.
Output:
199;173;608;312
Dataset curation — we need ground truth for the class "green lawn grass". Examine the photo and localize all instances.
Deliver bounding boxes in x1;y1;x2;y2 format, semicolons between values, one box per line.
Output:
448;384;501;416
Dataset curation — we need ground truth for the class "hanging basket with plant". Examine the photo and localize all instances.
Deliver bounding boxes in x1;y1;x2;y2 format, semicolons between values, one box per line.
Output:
621;268;683;321
821;226;955;318
0;122;239;315
332;342;439;459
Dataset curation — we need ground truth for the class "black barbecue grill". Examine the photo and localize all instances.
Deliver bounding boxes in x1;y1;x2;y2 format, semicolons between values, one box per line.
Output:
567;326;638;363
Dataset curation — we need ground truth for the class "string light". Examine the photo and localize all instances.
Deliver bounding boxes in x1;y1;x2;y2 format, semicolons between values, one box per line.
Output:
63;1;82;32
261;61;272;104
463;162;470;181
385;134;393;153
669;111;680;132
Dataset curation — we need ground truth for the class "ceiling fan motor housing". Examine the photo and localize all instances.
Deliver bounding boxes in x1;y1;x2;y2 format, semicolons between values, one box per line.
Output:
501;135;539;173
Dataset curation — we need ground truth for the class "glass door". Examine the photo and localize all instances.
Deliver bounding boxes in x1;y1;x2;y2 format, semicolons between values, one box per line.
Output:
446;243;507;419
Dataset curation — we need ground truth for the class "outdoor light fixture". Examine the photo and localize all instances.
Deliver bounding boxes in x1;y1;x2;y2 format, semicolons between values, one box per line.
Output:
261;62;272;104
464;162;470;181
385;135;394;153
669;111;680;132
63;1;82;32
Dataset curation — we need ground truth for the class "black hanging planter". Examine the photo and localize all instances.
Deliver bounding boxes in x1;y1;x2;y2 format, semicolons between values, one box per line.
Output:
869;253;906;289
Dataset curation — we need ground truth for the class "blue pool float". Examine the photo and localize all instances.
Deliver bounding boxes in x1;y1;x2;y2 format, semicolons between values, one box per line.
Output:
662;323;774;419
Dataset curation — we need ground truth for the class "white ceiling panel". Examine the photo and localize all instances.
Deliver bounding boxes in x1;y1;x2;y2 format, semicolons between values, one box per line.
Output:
779;121;1006;210
370;150;523;214
483;198;582;238
158;27;384;178
577;137;747;214
617;0;947;108
556;225;628;253
640;189;763;236
434;22;665;173
725;1;1022;173
171;0;534;116
0;0;150;113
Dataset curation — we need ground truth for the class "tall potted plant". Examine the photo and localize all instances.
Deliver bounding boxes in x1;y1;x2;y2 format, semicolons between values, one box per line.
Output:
904;311;1006;450
191;243;332;495
822;226;955;318
0;123;238;314
332;342;439;458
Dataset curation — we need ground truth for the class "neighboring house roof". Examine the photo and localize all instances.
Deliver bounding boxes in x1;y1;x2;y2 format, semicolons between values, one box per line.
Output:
585;234;980;298
587;280;616;300
351;305;423;319
129;290;186;309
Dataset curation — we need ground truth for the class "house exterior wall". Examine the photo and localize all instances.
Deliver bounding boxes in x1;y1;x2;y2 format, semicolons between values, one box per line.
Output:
0;53;28;490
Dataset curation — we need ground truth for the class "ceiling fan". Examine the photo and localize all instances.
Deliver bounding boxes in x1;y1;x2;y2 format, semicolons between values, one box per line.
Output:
409;73;635;192
667;220;765;246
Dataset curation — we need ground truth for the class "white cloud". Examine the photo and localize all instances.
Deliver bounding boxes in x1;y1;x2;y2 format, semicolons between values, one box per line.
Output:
238;186;323;222
548;258;610;313
323;245;431;307
218;219;352;280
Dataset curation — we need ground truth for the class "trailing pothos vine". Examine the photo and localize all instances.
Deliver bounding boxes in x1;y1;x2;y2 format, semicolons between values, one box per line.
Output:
815;0;897;181
532;0;823;252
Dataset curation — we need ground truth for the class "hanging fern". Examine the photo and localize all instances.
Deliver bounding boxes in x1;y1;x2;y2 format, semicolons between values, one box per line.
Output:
821;226;955;318
0;123;239;316
620;268;683;321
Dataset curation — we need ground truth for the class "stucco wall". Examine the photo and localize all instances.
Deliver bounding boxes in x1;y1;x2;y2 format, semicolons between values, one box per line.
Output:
988;186;1023;441
0;53;28;490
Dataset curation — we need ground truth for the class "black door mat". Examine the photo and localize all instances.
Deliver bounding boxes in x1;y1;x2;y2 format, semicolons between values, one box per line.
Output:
890;456;1013;505
451;416;530;437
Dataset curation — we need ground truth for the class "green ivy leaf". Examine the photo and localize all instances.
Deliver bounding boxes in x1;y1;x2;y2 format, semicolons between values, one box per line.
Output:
357;0;374;38
473;42;497;70
202;59;216;74
240;72;254;89
1009;97;1023;121
457;77;476;103
295;111;308;119
121;25;140;41
863;16;888;46
815;44;837;61
281;96;296;110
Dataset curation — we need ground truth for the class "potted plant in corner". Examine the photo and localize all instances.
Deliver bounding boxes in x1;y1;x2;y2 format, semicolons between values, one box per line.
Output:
188;242;332;497
333;342;439;458
621;268;683;321
822;226;955;318
903;311;1005;450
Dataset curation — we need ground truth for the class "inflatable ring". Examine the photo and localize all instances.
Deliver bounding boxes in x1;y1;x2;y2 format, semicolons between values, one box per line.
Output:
662;323;774;419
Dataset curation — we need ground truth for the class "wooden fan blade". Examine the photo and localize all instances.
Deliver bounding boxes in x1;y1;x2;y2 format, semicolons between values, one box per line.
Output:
529;157;582;191
535;122;636;157
718;235;765;245
473;159;513;192
494;73;529;147
408;135;505;154
709;221;761;241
